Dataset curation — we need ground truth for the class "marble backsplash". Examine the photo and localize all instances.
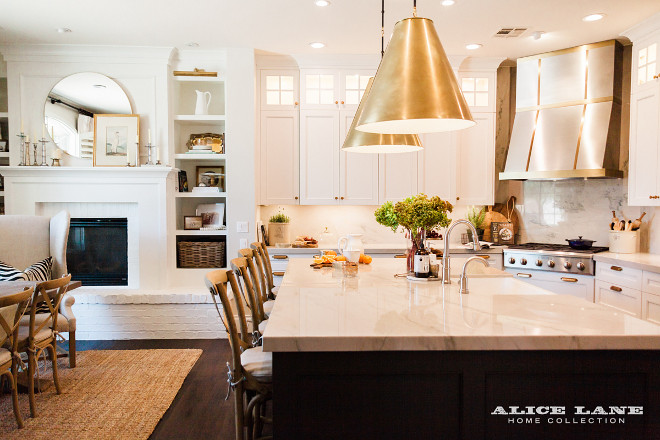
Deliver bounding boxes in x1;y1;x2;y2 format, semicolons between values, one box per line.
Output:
517;178;660;253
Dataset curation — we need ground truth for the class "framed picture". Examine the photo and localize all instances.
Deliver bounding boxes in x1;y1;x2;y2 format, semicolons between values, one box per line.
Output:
184;216;203;230
196;166;225;190
178;170;189;192
491;222;515;245
93;114;139;167
196;203;225;228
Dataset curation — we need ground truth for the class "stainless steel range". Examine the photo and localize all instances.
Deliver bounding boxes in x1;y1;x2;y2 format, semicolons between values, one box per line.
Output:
503;243;609;302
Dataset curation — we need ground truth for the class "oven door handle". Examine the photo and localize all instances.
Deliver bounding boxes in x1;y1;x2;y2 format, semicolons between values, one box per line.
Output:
561;277;578;283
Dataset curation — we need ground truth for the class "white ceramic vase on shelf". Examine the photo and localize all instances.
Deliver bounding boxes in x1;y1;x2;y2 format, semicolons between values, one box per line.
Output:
194;90;212;115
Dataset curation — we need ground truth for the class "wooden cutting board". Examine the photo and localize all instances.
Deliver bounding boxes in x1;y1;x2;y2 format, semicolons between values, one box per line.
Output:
482;206;508;242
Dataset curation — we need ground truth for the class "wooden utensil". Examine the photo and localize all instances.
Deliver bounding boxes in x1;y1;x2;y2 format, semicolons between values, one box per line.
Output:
618;220;626;231
631;212;646;231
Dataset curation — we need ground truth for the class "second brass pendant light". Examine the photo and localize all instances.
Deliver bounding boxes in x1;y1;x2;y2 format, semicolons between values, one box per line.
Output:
341;0;422;154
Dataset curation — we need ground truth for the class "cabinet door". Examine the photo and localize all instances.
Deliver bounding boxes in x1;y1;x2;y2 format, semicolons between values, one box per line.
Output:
417;132;455;201
339;110;379;205
300;70;340;110
259;111;299;205
260;70;299;111
300;110;340;205
379;152;418;203
629;85;660;206
455;112;495;205
340;70;375;112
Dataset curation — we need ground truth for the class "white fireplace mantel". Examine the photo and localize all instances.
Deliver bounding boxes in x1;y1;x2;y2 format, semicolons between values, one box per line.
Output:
2;166;175;290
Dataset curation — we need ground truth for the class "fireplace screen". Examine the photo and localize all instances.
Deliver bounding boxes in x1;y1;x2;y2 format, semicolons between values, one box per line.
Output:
67;218;128;286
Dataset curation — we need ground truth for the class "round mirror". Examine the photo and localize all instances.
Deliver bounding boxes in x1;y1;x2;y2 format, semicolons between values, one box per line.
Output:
44;72;132;158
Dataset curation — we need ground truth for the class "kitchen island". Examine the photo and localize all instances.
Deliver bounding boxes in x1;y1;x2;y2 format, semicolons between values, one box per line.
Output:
263;259;660;439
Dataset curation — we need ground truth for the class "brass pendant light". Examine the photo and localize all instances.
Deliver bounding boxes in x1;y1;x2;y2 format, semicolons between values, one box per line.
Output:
341;0;422;153
355;1;475;134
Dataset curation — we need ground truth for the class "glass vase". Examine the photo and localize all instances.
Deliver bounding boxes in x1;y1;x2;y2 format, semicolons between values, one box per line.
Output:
405;229;426;273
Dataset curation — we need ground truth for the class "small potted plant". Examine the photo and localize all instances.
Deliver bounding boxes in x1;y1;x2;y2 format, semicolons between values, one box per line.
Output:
466;206;486;243
268;212;291;246
375;194;453;272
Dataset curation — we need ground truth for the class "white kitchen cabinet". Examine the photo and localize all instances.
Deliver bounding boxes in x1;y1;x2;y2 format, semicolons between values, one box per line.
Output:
455;112;495;205
509;269;595;302
417;132;455;201
260;70;299;111
642;292;660;325
300;69;373;111
259;110;300;205
339;110;379;205
379;151;418;203
595;280;642;317
299;110;340;204
624;17;660;206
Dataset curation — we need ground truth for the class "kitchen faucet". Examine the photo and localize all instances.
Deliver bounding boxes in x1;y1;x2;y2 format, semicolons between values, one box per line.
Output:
458;256;490;294
442;219;481;284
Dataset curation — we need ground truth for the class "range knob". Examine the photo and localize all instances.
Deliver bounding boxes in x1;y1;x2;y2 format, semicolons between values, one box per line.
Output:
564;262;572;270
520;258;527;265
535;260;543;267
508;257;516;264
547;260;555;268
577;262;585;271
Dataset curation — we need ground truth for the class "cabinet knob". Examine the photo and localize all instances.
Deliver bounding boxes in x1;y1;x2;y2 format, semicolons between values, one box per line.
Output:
340;196;344;200
294;196;299;200
295;101;299;106
335;101;339;104
341;100;345;105
335;196;339;200
456;196;460;201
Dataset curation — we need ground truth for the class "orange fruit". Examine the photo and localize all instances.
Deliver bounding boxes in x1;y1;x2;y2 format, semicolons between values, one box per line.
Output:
363;255;372;264
335;255;347;261
324;250;337;256
359;254;366;263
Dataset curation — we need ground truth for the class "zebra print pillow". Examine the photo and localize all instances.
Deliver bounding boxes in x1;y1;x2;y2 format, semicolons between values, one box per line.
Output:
0;257;53;282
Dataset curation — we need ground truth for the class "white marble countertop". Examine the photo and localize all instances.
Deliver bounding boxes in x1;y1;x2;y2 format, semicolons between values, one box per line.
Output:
262;259;660;352
268;243;505;255
594;252;660;273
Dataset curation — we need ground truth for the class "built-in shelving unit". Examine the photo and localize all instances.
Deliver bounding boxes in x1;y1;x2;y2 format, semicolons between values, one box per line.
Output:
0;76;8;215
172;72;228;277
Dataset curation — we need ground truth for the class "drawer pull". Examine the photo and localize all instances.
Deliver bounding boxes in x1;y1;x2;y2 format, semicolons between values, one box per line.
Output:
273;271;285;277
394;254;407;259
561;277;578;283
516;273;532;278
478;255;490;259
610;285;623;292
610;265;623;272
273;255;289;260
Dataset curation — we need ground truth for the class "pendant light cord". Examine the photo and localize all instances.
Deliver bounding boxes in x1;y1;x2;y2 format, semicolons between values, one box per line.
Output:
381;0;385;59
413;0;417;17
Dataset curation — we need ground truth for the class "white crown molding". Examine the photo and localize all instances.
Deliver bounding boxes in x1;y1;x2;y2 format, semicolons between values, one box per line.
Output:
0;44;174;65
256;54;299;69
621;11;660;43
460;56;507;71
292;53;380;70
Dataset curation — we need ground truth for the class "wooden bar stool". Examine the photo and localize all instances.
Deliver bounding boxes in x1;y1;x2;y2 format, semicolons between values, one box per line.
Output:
250;242;279;300
232;255;270;340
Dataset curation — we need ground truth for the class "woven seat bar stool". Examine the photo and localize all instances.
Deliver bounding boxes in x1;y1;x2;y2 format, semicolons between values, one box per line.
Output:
251;243;279;300
16;274;71;418
0;286;34;428
205;269;272;440
232;255;269;341
239;248;276;321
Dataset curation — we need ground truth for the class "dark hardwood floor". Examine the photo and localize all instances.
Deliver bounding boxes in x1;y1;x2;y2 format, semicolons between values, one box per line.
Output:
76;339;236;440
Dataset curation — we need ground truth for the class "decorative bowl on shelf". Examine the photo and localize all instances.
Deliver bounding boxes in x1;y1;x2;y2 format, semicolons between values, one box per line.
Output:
186;133;224;153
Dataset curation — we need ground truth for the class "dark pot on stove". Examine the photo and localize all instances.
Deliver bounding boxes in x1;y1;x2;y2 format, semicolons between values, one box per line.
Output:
565;236;596;250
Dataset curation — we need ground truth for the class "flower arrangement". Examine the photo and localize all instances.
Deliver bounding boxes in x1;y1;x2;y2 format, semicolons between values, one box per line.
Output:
269;212;290;223
375;194;453;270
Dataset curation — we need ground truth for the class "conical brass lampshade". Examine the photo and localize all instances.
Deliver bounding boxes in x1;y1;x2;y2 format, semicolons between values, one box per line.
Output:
342;77;422;153
355;17;475;134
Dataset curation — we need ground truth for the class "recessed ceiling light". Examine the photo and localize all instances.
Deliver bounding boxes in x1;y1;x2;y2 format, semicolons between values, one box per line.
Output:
310;42;325;49
186;42;200;47
465;43;482;50
532;31;545;40
57;28;72;33
315;0;330;6
582;13;605;22
441;0;455;5
92;84;107;89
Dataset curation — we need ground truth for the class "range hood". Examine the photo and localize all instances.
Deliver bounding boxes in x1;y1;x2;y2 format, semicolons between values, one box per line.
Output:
500;40;624;180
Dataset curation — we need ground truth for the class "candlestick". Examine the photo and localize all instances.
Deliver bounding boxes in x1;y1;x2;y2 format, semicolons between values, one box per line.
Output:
32;143;39;166
148;129;151;144
17;132;26;166
135;141;140;167
38;137;49;166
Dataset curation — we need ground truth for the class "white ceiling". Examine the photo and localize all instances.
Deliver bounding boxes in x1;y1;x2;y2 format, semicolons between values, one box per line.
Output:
1;0;659;60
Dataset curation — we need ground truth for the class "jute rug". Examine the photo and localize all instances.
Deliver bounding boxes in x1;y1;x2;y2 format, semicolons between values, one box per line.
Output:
0;349;202;439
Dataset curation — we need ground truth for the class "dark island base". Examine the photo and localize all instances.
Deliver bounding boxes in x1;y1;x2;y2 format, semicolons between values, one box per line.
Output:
274;350;660;440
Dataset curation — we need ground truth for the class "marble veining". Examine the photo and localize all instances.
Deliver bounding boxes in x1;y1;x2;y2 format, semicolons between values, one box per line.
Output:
262;259;660;352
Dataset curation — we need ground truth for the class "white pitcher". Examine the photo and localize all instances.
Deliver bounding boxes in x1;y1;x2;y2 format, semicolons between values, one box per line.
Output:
337;234;364;263
194;90;212;115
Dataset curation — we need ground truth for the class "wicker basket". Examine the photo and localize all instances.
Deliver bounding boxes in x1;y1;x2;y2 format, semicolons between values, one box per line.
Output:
177;241;226;268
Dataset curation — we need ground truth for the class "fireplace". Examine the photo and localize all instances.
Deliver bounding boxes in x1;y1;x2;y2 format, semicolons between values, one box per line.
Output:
67;218;128;286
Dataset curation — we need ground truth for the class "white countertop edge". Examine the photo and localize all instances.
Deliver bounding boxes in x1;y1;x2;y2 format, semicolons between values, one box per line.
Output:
262;335;660;352
594;252;660;273
268;245;505;255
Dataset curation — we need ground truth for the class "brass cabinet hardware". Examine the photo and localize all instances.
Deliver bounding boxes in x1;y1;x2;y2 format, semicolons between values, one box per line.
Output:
341;100;345;104
340;196;344;200
335;196;339;200
477;255;490;259
456;196;460;201
561;277;578;283
273;271;285;277
650;195;660;199
394;254;407;258
295;101;299;106
335;100;339;104
610;285;623;292
517;273;532;278
610;265;623;271
294;196;299;200
273;255;288;260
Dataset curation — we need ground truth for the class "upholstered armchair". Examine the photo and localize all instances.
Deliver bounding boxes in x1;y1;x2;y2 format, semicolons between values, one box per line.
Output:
0;211;77;367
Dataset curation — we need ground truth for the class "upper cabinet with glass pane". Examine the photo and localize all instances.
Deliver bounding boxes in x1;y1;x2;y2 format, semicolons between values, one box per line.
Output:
260;70;299;111
300;69;374;110
458;71;496;112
